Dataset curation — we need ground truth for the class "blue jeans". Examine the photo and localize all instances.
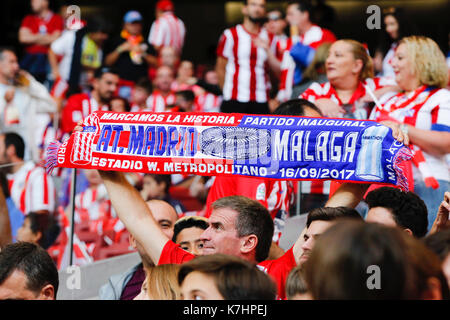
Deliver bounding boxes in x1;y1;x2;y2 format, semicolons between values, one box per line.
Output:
414;179;450;232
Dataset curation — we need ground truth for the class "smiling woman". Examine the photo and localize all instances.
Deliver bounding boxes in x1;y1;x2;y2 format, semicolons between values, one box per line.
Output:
371;36;450;230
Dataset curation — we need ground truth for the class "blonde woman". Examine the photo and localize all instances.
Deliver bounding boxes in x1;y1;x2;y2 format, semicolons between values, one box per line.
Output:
134;264;181;300
371;36;450;230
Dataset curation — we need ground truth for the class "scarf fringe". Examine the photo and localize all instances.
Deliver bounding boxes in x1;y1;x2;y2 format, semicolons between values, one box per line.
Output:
46;140;62;174
393;146;413;191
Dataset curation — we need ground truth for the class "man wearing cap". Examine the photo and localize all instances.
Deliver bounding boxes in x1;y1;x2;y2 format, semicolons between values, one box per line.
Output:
104;11;157;100
148;0;186;55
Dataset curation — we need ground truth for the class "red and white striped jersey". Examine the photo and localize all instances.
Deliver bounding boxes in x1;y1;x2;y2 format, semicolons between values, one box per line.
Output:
371;85;450;183
148;12;186;53
8;161;55;214
194;92;222;113
50;77;69;99
301;77;396;113
275;36;301;102
61;93;108;134
216;24;276;103
297;25;336;50
273;34;289;61
275;26;335;60
277;49;297;102
276;26;336;102
74;184;112;223
300;78;396;194
145;90;176;112
49;206;93;269
204;176;294;244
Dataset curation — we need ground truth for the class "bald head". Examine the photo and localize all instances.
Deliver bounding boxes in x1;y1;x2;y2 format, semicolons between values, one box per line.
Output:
146;200;178;239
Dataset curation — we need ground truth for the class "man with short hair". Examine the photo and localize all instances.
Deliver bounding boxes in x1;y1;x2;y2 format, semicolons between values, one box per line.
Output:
204;99;322;254
61;67;119;134
216;0;281;114
0;242;59;300
365;186;428;238
0;132;55;215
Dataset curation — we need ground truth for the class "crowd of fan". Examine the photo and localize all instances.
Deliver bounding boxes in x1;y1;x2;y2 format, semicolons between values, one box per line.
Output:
0;0;449;300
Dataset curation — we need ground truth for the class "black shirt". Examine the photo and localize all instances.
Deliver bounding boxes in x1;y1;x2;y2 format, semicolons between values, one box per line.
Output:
104;35;156;82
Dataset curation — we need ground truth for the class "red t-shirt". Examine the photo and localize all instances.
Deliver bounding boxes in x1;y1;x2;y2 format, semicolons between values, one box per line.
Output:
20;12;64;54
158;240;296;300
204;176;294;244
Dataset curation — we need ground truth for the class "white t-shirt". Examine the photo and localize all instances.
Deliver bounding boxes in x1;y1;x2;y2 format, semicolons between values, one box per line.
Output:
7;161;55;214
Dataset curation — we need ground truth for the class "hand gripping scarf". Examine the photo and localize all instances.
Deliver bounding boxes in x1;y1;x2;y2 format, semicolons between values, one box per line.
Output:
46;111;413;191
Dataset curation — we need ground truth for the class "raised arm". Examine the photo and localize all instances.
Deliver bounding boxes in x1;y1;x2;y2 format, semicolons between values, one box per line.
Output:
98;170;170;264
325;183;370;208
429;191;450;235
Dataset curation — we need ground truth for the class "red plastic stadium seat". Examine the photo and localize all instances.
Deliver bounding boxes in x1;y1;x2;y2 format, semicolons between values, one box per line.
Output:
76;231;100;244
75;221;90;233
97;243;135;260
169;186;204;211
118;230;131;244
101;229;116;247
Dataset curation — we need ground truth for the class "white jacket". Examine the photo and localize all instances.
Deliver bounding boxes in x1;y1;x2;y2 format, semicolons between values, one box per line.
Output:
0;74;56;161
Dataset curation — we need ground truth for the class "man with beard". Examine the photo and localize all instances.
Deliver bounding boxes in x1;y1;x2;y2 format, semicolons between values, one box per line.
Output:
216;0;281;114
61;67;119;134
0;132;55;215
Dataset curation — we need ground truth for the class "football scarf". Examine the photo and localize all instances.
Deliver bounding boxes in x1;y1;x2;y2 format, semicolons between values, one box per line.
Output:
46;111;413;191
